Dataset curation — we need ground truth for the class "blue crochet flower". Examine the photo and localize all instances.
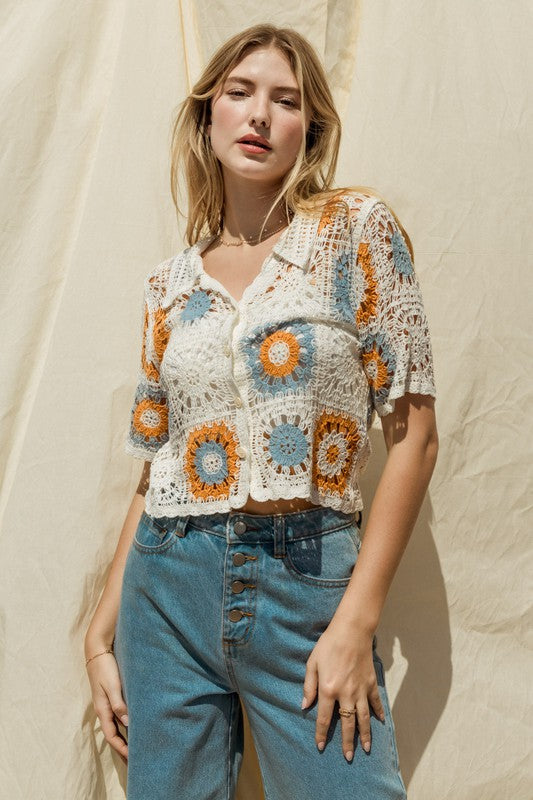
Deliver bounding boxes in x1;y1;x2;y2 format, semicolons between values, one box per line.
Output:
193;440;229;486
181;290;212;322
268;423;309;467
391;230;414;276
332;249;354;321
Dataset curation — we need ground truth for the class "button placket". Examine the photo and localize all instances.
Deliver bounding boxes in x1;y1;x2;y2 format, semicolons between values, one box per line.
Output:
229;310;251;461
224;517;258;636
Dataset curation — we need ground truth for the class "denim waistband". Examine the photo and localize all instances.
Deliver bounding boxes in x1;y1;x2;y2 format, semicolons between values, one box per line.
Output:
156;504;363;552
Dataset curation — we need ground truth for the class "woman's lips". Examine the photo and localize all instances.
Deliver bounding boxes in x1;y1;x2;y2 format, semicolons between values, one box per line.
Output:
237;141;271;153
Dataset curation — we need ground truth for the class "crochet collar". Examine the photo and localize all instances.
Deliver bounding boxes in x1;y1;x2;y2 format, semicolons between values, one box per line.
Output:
161;210;320;310
194;209;320;273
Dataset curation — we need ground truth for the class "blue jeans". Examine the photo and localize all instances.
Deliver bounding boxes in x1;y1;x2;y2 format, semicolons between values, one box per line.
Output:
114;505;408;799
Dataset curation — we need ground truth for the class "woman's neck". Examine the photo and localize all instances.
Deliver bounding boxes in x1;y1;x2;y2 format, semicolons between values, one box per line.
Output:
220;174;290;241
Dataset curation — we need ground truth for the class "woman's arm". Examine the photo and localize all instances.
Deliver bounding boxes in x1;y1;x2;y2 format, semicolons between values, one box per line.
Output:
332;392;439;633
84;461;152;658
302;392;438;760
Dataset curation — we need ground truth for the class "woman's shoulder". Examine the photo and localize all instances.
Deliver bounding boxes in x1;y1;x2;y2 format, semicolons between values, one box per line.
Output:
302;187;388;243
142;242;200;305
309;186;387;223
144;243;193;282
332;186;389;214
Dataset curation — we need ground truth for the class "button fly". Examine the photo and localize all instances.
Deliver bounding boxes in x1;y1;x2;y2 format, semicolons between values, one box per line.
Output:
231;580;245;593
233;520;247;535
233;552;246;566
229;609;244;622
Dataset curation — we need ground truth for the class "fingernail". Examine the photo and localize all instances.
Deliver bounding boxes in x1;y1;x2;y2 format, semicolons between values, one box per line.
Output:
363;741;370;753
120;715;129;726
317;741;325;751
380;713;385;722
301;697;308;709
345;750;353;761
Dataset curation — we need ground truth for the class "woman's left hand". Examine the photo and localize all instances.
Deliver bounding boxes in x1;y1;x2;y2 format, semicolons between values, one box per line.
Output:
301;619;386;760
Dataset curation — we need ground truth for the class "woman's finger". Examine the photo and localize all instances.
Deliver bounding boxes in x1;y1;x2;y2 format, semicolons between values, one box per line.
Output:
338;698;357;761
369;680;386;722
355;696;372;753
301;656;318;710
96;699;129;761
315;688;335;751
109;689;129;729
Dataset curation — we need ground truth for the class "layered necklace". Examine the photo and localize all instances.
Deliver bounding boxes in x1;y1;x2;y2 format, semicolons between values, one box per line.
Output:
217;216;291;247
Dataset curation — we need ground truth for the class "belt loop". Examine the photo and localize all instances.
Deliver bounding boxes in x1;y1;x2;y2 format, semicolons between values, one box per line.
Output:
273;514;286;558
175;514;190;538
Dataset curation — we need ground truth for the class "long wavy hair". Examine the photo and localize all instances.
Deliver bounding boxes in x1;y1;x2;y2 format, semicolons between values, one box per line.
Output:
169;23;414;260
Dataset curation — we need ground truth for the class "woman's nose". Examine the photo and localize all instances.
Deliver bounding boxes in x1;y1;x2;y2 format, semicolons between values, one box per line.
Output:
248;100;270;128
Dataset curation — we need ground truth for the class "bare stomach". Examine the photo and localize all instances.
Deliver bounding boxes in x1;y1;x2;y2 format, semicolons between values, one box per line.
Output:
233;495;321;515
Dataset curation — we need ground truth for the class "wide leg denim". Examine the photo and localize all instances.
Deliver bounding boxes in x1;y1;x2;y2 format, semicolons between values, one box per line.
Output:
114;505;408;799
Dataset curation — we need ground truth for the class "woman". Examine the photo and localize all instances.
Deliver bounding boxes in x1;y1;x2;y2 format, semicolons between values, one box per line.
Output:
85;23;438;799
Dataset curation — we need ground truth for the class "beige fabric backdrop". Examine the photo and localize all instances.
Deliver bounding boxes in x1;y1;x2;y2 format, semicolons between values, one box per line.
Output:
1;1;531;798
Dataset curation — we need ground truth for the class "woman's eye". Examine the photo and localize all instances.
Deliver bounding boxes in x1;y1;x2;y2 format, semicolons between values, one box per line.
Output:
227;90;297;108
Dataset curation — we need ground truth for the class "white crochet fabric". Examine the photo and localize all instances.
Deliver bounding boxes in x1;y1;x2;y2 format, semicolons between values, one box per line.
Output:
125;191;436;518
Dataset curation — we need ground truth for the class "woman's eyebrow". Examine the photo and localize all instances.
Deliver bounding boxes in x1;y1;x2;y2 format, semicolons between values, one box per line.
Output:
225;76;301;95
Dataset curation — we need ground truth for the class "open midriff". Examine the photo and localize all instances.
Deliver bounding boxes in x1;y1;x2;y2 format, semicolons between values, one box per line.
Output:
233;496;321;515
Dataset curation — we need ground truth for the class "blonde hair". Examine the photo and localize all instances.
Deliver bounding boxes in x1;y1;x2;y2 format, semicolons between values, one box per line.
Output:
169;23;414;261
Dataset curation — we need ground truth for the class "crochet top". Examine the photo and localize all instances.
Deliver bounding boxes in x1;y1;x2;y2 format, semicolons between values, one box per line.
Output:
124;190;437;518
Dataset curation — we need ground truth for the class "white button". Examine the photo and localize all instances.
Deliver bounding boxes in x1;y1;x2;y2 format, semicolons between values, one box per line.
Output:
234;397;243;408
235;446;247;458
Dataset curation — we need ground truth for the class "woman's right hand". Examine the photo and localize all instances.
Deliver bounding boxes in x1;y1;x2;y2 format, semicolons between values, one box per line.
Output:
86;649;129;764
83;489;147;764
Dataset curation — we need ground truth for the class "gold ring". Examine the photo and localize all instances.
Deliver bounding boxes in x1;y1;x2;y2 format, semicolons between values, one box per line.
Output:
338;707;356;717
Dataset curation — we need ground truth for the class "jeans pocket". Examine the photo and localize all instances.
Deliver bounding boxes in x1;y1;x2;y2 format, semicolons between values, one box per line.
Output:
132;510;179;553
282;521;361;587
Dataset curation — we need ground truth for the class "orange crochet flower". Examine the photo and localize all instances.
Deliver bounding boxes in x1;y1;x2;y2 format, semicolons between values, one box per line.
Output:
361;340;394;394
356;241;379;327
312;410;361;496
132;397;168;442
184;421;240;501
258;330;300;378
141;304;170;382
317;193;346;234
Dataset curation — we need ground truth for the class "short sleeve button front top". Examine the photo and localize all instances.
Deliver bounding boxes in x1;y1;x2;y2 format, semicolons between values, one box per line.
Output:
125;191;437;518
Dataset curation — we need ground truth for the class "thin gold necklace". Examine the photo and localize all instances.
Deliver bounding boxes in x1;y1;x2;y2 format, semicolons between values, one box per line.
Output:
217;218;290;247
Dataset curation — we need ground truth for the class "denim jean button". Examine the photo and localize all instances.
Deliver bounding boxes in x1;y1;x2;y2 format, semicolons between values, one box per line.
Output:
229;609;244;622
233;552;246;566
234;520;247;535
231;580;245;593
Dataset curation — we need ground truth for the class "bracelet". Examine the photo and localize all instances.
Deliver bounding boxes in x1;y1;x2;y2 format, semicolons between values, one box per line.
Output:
85;646;114;667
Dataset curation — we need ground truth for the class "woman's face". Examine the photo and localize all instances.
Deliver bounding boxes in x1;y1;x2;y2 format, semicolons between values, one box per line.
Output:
207;45;310;187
